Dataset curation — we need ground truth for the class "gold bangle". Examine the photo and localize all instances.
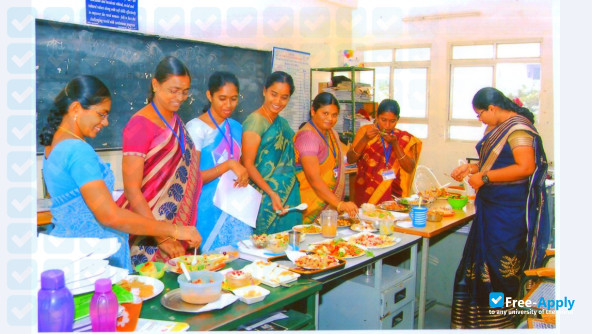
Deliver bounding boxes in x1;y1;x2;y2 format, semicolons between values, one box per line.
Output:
337;201;344;212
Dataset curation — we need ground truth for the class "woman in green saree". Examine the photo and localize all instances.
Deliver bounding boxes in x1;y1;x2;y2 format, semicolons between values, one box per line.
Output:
241;71;302;234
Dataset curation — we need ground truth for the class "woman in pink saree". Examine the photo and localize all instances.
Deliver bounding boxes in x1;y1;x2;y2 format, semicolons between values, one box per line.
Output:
116;56;202;266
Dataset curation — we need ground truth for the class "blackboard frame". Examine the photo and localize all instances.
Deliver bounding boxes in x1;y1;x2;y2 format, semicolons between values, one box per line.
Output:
35;19;272;154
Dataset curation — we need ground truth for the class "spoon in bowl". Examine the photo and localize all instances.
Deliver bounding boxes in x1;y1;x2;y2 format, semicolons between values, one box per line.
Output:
191;247;198;266
276;203;308;214
179;262;191;282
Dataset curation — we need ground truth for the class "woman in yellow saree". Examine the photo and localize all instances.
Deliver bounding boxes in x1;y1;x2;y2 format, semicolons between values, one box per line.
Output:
347;99;422;205
294;92;358;224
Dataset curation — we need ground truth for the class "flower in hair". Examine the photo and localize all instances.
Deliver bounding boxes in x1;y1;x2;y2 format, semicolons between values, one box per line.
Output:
513;97;523;107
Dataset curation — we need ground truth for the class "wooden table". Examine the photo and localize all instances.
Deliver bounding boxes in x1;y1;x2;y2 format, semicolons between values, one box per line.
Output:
139;259;322;331
393;199;476;329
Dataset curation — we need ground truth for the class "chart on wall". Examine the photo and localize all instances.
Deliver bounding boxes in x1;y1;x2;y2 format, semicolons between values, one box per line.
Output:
271;47;310;131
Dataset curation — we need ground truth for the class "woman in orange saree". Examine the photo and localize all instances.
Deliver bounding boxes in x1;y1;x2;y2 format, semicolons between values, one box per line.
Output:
347;99;422;205
116;56;202;267
294;92;358;224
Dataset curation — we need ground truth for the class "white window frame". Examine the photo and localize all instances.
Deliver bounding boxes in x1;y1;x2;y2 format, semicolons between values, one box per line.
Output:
448;39;543;142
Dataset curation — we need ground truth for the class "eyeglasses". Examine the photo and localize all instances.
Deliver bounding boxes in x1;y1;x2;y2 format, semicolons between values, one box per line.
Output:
95;110;109;120
476;109;488;119
166;88;191;98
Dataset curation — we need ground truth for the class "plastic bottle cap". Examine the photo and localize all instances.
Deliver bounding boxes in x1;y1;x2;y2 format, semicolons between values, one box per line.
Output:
94;278;113;293
40;269;65;290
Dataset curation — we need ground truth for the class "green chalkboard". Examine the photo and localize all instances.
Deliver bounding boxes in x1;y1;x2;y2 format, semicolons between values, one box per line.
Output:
35;19;271;153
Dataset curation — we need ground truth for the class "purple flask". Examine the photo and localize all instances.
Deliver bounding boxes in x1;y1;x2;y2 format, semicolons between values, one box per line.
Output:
38;269;74;332
89;278;118;332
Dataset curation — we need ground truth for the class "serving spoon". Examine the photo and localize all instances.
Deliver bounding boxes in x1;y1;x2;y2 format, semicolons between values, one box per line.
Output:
179;261;191;282
191;247;198;266
275;203;308;214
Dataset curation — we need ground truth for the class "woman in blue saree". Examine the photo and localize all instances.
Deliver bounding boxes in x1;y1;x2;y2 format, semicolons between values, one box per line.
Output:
242;71;302;234
449;87;550;328
186;71;252;253
40;75;201;272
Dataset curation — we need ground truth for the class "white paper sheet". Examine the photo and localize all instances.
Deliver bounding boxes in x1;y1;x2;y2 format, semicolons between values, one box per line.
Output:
213;171;262;228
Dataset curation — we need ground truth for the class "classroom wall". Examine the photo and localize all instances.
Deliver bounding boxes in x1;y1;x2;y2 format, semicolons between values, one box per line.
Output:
34;0;354;197
350;0;555;183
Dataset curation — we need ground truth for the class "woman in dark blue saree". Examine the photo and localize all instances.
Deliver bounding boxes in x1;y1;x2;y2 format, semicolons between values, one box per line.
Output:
449;87;550;328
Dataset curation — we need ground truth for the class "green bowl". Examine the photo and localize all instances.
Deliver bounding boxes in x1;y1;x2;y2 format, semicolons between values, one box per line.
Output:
135;261;166;279
447;196;468;210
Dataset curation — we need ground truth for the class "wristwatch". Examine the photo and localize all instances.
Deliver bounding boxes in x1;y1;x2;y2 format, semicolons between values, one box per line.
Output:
482;172;490;184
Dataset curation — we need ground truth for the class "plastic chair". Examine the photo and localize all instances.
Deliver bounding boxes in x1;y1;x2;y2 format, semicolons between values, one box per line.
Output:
517;249;556;328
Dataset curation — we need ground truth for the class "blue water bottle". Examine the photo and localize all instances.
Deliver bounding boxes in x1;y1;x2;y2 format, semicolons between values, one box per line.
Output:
89;278;118;332
38;269;74;332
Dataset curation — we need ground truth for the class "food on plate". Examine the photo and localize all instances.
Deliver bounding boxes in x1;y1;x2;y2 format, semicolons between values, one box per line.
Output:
378;201;408;212
360;204;393;220
225;270;253;289
308;239;365;258
349;233;396;248
350;221;376;232
293;225;322;234
428;207;455;217
241;261;300;286
295;254;340;269
337;218;353;227
244;289;262;298
118;278;154;299
250;234;269;248
417;187;449;201
170;253;229;273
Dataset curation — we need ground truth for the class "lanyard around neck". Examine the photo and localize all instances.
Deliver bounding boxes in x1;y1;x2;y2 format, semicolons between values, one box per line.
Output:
207;109;234;159
308;120;337;160
151;101;185;154
380;137;392;168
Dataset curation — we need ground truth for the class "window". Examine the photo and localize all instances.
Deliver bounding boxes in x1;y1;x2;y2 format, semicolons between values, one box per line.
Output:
363;46;431;138
449;42;542;141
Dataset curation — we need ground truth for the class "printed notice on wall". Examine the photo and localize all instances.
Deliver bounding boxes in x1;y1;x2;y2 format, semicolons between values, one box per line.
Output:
86;0;138;30
272;47;311;131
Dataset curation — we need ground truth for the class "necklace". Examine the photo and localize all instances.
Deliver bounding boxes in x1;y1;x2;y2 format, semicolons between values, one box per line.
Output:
261;109;274;124
57;126;86;142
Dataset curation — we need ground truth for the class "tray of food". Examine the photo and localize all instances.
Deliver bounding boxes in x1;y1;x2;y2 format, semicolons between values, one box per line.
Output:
307;239;367;259
377;200;409;212
346;232;401;249
269;252;346;275
240;261;300;288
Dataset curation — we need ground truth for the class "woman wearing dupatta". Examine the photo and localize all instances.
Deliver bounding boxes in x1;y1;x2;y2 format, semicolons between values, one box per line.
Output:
186;71;253;253
117;57;203;267
347;99;422;205
242;71;302;234
449;87;550;329
294;92;358;224
41;75;201;272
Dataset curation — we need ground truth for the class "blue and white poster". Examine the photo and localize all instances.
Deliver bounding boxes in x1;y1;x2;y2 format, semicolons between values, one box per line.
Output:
86;0;138;30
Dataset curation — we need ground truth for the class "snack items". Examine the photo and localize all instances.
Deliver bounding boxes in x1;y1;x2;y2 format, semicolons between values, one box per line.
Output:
295;254;340;270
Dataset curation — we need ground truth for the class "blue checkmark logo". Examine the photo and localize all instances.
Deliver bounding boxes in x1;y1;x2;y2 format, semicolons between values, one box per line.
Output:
489;292;504;307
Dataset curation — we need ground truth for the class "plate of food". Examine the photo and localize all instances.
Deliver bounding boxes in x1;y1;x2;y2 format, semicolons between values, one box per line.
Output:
428;207;455;217
294;254;342;270
397;195;435;206
377;200;409;212
350;221;377;232
241;261;300;288
117;275;164;301
293;224;322;234
167;252;236;274
307;239;366;259
313;217;355;228
347;232;400;249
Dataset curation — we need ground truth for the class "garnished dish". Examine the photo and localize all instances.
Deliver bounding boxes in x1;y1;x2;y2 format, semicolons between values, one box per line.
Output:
348;232;398;249
241;261;300;287
350;221;377;232
313;217;354;227
307;239;366;259
293;224;322;234
378;201;408;212
397;195;435;206
428;207;455;217
294;254;340;270
417;186;450;201
359;203;394;220
250;234;269;249
117;275;164;301
168;252;235;273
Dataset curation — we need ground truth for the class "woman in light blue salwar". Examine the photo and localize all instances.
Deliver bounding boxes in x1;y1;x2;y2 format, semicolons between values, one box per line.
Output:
40;75;201;272
187;71;253;253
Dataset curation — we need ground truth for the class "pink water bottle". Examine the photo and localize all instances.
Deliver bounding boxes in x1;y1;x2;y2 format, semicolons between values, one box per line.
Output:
38;269;74;332
89;278;118;332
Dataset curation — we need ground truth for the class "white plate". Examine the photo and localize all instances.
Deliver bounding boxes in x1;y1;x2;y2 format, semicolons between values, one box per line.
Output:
292;224;322;234
350;222;377;233
346;232;401;250
117;275;165;301
241;261;299;288
307;240;367;259
232;285;270;304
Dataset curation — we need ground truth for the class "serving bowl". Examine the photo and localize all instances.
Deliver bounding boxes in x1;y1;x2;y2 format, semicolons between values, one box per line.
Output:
250;234;268;249
447;195;468;210
177;270;223;304
266;237;288;253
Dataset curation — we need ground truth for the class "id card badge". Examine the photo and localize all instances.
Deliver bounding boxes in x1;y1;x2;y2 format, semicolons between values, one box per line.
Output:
382;169;396;180
333;167;339;178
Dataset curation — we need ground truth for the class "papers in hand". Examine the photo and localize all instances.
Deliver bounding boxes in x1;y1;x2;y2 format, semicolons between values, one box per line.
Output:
213;170;262;228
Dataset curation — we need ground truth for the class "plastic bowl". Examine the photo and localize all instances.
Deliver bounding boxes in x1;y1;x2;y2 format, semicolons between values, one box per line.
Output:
250;234;268;249
177;270;223;304
447;196;468;210
135;261;166;279
426;212;443;222
266;237;288;253
232;285;270;304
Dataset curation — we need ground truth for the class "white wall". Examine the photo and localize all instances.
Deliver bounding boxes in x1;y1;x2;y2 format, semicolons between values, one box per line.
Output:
351;0;554;183
35;0;555;197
